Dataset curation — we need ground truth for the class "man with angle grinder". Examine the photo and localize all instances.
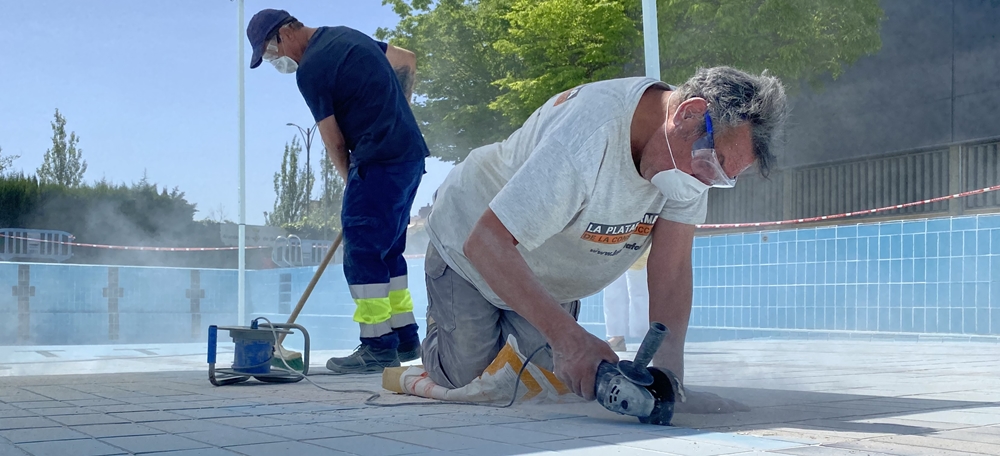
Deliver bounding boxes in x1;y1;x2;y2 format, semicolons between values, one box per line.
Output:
421;66;788;417
246;9;429;374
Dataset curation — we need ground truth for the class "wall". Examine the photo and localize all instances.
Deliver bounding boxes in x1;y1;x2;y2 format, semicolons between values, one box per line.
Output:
2;213;998;347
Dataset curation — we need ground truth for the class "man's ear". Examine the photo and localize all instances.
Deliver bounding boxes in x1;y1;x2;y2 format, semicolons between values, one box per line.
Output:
672;97;708;137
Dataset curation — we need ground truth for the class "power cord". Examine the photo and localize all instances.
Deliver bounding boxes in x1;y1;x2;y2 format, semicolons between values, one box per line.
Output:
254;317;547;409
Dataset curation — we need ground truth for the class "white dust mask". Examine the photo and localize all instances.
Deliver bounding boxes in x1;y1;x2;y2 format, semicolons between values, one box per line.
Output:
264;41;298;74
649;121;710;201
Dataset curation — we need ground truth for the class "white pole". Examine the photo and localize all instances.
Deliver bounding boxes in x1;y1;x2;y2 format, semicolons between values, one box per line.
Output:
237;0;247;325
642;0;660;80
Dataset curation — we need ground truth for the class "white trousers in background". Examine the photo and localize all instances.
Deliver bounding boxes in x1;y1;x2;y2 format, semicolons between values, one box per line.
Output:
602;268;650;339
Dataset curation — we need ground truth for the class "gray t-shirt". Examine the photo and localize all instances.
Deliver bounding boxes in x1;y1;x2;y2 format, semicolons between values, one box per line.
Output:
426;77;709;310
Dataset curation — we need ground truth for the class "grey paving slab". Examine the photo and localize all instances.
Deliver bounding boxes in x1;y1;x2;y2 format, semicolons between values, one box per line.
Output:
0;417;61;431
74;423;164;438
773;446;898;456
0;408;37;418
323;418;425;434
109;410;193;422
142;449;243;456
453;441;563;456
142;419;240;435
0;426;90;444
528;439;682;455
100;434;211;453
378;429;491;451
251;424;358;441
171;408;249;419
0;441;30;456
207;416;294;429
871;434;1000;455
183;428;286;447
591;433;750;456
308;434;433;456
225;440;352;456
48;413;130;426
443;424;569;444
16;438;128;456
830;438;975;456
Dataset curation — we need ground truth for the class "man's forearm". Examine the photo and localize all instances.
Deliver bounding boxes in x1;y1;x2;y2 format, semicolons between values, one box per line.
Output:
464;210;580;344
394;66;415;102
325;145;348;182
648;262;692;383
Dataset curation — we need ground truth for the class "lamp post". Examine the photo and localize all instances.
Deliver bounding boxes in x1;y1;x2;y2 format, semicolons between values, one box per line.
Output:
287;122;318;217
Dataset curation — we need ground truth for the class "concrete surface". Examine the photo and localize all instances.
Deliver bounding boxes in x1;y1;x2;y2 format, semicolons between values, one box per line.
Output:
2;338;999;455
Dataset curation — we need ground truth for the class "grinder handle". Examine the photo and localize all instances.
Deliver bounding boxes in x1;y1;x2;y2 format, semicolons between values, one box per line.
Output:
631;322;669;369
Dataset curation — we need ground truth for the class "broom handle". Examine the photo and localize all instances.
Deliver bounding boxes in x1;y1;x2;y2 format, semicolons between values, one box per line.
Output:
277;232;343;346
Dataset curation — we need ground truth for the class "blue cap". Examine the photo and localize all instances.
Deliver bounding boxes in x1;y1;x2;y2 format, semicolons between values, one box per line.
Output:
247;9;293;69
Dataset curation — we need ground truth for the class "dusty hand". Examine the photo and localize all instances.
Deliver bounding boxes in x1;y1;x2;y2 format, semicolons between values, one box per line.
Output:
551;329;619;401
675;388;750;414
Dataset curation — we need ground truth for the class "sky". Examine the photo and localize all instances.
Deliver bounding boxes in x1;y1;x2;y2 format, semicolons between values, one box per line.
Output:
0;0;454;227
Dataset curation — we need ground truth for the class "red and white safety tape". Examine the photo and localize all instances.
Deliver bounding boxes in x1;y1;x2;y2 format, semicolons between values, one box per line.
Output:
695;184;1000;229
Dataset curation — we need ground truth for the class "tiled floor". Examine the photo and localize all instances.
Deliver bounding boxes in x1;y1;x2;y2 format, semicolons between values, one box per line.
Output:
2;338;999;455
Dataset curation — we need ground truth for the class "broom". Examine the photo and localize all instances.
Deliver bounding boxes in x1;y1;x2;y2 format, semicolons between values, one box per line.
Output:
272;232;343;372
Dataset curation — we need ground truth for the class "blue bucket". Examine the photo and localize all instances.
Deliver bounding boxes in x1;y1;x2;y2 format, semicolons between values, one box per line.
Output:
232;338;273;374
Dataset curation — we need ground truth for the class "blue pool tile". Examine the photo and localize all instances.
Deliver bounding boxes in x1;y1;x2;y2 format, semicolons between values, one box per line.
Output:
951;231;965;256
797;228;816;241
847;261;858;283
816;227;837;239
979;214;1000;229
964;232;977;256
994;255;1000;283
964;308;977;333
925;284;937;306
836;239;848;261
902;285;915;308
858;224;879;236
902;235;914;259
938;258;950;282
726;233;743;245
951;257;963;283
939;233;952;257
880;221;902;235
913;308;925;332
914;234;926;258
826;240;837;262
777;230;797;243
903;220;926;234
926;233;939;257
978;230;992;256
891;260;902;283
778;243;789;264
795;242;807;263
937;283;950;308
927;218;951;232
889;235;902;259
952;216;978;231
889;308;902;331
914;259;925;282
925;307;937;332
710;235;727;246
992;309;1000;335
913;284;926;307
951;284;964;310
816;241;827;262
902;308;914;332
879;236;891;259
857;261;869;284
868;237;880;259
975;309;990;335
963;283;977;307
742;233;761;244
902;260;913;283
837;225;858;238
857;238;869;260
976;283;990;309
804;242;816;262
694;237;711;248
966;257;980;282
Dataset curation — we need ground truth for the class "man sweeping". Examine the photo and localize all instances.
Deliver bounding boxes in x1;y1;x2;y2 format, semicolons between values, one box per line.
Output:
422;67;787;412
247;9;428;374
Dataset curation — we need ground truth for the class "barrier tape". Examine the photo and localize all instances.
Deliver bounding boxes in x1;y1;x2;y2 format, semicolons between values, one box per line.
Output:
0;233;271;252
696;184;1000;229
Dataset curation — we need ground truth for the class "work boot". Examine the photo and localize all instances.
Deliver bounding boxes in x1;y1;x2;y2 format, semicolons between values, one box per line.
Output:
394;323;422;363
326;344;401;374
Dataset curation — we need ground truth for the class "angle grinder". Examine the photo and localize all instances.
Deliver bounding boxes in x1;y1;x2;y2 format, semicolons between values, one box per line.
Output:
594;321;683;425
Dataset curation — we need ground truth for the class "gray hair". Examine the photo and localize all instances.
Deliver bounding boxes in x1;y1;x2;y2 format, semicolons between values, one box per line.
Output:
674;66;788;177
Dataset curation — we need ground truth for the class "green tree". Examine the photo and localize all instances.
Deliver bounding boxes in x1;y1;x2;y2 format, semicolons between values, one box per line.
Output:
0;146;18;175
37;108;88;187
265;137;307;227
378;0;883;162
291;149;346;239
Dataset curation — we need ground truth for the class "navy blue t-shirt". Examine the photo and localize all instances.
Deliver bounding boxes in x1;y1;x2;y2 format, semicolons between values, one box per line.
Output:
296;26;429;164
